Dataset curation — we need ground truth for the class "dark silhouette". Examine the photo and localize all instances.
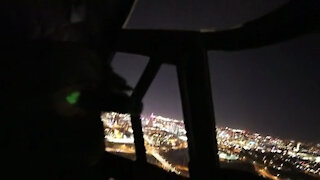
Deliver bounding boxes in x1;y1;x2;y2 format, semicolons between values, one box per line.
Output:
1;1;135;179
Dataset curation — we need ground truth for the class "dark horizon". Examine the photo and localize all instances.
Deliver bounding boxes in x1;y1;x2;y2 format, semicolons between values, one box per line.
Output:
112;0;320;143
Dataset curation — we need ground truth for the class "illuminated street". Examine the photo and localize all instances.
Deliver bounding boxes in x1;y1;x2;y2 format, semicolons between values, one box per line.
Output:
253;163;279;180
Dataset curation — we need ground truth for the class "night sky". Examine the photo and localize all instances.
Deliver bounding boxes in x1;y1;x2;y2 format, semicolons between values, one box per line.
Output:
112;0;320;143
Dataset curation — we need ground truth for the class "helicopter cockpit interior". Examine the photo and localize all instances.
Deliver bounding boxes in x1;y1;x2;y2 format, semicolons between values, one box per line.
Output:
2;0;319;179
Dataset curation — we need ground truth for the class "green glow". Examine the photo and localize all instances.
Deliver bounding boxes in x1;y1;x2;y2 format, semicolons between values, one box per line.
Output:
66;91;81;105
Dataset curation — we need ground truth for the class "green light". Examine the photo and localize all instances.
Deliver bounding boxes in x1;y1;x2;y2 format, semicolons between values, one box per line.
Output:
66;91;81;105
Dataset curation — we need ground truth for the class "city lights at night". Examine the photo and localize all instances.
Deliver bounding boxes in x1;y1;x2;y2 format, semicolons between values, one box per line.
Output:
102;112;320;179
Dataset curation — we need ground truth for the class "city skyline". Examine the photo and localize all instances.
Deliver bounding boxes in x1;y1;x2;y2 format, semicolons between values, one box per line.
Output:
140;112;319;144
102;111;320;179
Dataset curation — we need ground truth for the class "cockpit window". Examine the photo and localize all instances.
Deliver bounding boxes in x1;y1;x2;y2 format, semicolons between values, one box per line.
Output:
141;65;189;177
209;34;320;179
101;53;149;161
